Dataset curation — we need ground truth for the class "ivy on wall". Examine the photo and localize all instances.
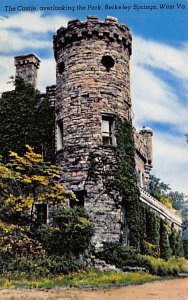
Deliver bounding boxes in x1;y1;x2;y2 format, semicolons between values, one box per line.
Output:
169;227;184;257
146;208;161;247
83;117;183;258
159;220;172;259
113;117;141;249
0;78;55;162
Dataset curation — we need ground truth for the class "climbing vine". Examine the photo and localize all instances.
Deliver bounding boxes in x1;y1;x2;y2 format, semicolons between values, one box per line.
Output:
113;117;140;249
85;117;183;258
140;204;160;257
0;77;55;162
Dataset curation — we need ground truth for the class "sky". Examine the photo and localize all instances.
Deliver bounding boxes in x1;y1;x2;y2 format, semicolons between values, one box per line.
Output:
0;0;188;194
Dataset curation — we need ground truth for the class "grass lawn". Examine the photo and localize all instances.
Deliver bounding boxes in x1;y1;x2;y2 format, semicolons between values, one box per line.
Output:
0;271;160;289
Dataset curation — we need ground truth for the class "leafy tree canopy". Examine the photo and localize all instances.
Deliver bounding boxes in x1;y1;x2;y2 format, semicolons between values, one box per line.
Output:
148;174;185;210
0;145;75;225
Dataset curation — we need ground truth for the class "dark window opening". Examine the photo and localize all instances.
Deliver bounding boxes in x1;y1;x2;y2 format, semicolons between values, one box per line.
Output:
70;190;85;208
58;61;65;74
35;204;47;224
101;55;115;70
102;116;115;145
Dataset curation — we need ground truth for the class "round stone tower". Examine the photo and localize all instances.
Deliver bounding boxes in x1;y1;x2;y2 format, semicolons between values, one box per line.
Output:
53;16;132;247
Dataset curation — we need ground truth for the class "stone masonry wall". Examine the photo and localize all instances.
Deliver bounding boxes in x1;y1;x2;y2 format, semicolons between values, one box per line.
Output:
14;54;40;88
134;127;153;189
54;16;132;247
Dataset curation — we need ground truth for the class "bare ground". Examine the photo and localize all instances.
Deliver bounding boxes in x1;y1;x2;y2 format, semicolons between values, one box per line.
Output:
0;278;188;300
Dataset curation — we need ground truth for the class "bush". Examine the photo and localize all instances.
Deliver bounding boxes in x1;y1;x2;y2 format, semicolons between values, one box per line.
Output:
98;242;149;269
145;255;184;276
31;206;94;257
97;242;185;277
159;220;172;259
142;240;160;258
0;255;89;280
0;225;45;261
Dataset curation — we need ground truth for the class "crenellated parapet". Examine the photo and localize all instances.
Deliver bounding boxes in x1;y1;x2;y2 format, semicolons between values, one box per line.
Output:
53;15;132;60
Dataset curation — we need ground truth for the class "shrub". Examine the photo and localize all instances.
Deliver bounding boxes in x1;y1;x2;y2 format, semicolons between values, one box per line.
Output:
98;242;185;277
142;240;160;258
146;255;184;276
159;220;172;259
0;255;89;280
31;206;94;257
0;225;45;261
98;242;149;269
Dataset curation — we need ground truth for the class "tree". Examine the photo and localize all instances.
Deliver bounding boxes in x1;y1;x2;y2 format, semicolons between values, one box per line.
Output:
167;191;185;210
0;145;75;225
0;77;55;162
148;174;170;200
32;206;94;257
160;220;172;259
148;174;185;210
0;148;94;276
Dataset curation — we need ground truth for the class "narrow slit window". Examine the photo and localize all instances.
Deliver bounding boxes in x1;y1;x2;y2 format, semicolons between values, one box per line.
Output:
58;61;65;74
57;121;63;151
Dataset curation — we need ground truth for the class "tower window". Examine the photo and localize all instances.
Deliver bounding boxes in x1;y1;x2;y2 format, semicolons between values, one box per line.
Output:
102;116;115;145
57;121;63;151
58;61;65;74
101;55;115;70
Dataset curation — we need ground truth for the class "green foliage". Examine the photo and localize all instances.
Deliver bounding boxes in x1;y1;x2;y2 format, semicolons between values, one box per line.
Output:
0;147;74;224
183;239;188;259
140;205;160;257
171;230;184;257
0;256;88;280
0;206;93;278
99;242;185;277
0;270;160;289
0;206;93;279
146;255;185;276
149;174;185;210
167;191;185;210
148;174;170;200
0;221;45;261
0;77;55;162
0;148;93;278
31;206;94;257
114;118;140;248
140;204;183;259
146;208;161;247
159;220;172;259
98;242;148;269
63;270;159;288
142;241;160;258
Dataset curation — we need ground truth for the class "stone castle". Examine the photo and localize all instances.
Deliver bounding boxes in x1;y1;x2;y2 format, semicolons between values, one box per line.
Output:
13;16;181;247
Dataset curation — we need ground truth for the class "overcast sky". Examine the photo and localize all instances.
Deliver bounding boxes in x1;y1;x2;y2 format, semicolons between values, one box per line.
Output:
0;0;188;194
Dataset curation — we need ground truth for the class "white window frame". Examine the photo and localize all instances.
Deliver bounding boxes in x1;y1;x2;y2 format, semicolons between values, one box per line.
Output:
101;115;116;145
